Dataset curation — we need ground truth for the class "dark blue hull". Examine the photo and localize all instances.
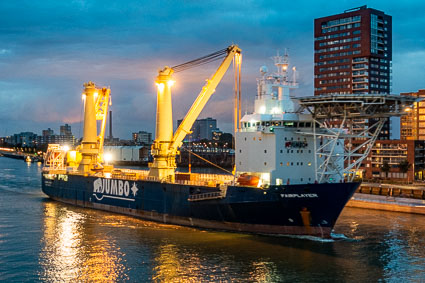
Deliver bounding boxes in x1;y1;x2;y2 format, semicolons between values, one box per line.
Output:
41;173;359;237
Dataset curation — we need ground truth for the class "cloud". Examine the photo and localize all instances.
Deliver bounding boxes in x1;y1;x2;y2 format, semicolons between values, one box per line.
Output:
0;0;424;138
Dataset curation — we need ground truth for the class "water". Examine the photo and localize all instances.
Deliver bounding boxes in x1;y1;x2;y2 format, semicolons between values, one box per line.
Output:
1;158;425;282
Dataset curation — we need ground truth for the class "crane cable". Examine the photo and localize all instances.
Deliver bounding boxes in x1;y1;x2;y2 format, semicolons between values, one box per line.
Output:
171;48;228;73
171;46;241;177
181;146;233;175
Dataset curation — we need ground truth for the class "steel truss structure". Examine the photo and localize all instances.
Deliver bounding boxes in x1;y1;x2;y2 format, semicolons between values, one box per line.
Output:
44;144;66;170
297;94;418;182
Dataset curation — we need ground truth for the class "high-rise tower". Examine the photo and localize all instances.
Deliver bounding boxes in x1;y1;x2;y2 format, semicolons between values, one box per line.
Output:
314;5;392;95
314;5;392;139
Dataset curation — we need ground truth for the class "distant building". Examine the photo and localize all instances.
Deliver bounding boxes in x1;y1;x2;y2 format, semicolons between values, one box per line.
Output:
60;124;72;136
104;146;150;162
132;131;152;145
5;132;38;147
42;128;54;137
177;117;220;141
36;135;75;146
314;5;392;95
314;5;392;140
359;140;424;181
400;89;425;140
38;124;76;146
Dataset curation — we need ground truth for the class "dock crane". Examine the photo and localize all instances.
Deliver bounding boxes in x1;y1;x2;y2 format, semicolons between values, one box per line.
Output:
148;45;242;181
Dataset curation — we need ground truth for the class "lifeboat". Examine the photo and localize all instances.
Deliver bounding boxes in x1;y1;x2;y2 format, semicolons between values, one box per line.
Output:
237;173;260;187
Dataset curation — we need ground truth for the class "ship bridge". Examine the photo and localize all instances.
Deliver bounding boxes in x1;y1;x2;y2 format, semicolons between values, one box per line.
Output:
296;94;419;182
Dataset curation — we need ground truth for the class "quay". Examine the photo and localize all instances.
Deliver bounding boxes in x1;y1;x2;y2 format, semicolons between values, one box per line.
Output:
0;148;43;162
347;182;425;215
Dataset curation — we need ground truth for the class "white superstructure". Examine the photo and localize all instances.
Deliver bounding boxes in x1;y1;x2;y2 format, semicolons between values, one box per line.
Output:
236;52;343;186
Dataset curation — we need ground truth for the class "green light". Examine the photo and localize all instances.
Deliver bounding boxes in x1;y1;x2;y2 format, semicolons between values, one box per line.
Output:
270;127;274;132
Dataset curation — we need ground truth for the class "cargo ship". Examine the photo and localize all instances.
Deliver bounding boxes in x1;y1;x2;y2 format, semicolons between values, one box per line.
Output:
42;46;361;238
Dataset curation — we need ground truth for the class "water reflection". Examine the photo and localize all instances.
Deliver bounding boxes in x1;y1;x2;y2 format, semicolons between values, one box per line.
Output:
153;243;188;281
334;208;425;282
3;158;425;281
249;261;279;282
39;202;127;281
37;201;423;282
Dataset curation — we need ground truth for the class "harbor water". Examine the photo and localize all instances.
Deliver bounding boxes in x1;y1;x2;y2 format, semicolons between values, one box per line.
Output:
1;157;425;282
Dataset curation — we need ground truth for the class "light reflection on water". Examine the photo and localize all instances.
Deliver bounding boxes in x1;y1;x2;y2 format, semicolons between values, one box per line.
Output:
39;202;128;282
1;158;425;281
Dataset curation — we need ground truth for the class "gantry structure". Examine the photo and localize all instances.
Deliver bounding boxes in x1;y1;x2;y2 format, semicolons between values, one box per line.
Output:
297;94;419;182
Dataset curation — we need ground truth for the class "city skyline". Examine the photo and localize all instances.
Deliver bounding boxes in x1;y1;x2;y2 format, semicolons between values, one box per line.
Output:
1;1;425;138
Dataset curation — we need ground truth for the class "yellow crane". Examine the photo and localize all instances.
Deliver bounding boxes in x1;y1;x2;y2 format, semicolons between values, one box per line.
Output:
148;45;242;181
44;81;111;172
72;81;111;172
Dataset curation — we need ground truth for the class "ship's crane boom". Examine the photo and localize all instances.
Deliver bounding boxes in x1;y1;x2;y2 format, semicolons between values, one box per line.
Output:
171;46;241;150
94;85;111;162
148;45;242;181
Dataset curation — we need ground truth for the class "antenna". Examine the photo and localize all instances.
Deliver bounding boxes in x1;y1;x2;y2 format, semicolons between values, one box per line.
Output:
273;49;289;77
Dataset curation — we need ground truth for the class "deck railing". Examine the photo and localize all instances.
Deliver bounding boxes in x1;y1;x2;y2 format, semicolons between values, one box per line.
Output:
42;167;234;187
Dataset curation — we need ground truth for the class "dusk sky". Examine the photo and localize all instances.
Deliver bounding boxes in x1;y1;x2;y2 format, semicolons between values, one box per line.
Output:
1;0;424;139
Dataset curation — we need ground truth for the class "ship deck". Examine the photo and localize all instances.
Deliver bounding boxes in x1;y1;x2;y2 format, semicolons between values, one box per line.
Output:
42;167;235;187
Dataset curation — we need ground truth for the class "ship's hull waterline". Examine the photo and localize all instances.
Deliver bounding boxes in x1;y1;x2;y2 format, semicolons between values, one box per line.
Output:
42;173;360;238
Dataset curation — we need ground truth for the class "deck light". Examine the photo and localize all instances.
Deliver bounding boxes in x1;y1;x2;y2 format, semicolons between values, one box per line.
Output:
104;153;112;164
